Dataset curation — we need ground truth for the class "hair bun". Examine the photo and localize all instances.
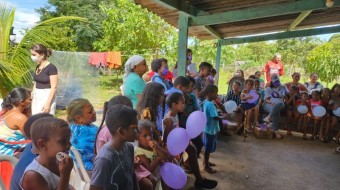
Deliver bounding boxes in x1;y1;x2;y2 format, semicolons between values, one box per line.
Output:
47;48;53;57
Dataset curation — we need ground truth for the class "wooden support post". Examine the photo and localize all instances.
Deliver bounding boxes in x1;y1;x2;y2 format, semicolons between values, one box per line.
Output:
214;40;222;86
177;12;189;77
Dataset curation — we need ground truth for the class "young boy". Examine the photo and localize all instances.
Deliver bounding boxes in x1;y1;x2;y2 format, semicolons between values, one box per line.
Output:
202;84;221;174
194;62;213;103
165;76;190;96
90;105;138;190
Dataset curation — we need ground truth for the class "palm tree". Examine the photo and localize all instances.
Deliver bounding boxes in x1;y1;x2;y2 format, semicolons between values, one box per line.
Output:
0;1;85;97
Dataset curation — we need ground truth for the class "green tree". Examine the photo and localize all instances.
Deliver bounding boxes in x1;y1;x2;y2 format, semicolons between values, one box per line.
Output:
36;0;108;51
93;0;178;63
306;42;340;84
0;1;85;97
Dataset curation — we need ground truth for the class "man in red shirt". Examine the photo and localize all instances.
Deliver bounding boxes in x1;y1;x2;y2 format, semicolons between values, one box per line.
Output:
264;53;284;83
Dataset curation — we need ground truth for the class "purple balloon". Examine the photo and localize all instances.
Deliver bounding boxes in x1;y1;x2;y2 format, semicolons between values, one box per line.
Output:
160;162;187;189
167;128;189;156
186;111;207;139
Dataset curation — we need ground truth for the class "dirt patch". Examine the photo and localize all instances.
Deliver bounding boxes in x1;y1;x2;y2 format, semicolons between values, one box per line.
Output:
184;132;340;190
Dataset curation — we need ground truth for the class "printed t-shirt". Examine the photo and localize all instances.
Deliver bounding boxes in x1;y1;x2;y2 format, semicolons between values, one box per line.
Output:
264;61;284;82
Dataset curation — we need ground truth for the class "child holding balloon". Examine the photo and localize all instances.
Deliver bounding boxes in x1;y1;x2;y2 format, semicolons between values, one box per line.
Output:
135;119;170;190
240;79;260;132
304;90;323;140
296;91;310;132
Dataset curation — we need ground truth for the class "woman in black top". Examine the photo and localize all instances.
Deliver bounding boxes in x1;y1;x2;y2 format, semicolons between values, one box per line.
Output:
30;44;58;115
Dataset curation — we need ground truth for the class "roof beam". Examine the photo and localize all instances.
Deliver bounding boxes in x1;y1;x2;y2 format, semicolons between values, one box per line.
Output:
149;0;205;16
220;25;340;46
203;26;222;39
287;10;313;31
190;0;340;26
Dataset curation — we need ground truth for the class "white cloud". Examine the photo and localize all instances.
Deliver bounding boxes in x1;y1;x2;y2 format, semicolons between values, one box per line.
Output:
12;7;40;42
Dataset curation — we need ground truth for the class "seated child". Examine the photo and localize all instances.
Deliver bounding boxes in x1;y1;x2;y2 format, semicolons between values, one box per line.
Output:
296;91;310;131
202;85;221;174
95;95;133;154
284;85;300;135
303;90;323;140
90;105;138;190
10;113;53;190
254;79;264;106
239;79;260;132
329;84;340;143
135;120;170;190
319;88;331;142
67;98;98;171
21;117;74;190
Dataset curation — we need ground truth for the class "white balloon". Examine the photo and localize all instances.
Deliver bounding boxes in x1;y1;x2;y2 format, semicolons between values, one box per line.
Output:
297;105;308;114
312;106;326;117
224;100;237;114
333;107;340;117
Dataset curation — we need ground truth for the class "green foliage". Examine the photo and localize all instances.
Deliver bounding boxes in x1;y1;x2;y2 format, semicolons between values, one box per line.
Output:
36;0;108;51
93;0;178;64
306;42;340;84
41;24;78;51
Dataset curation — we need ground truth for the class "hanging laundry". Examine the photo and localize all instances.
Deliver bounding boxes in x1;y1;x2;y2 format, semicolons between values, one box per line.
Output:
88;52;108;68
106;51;122;69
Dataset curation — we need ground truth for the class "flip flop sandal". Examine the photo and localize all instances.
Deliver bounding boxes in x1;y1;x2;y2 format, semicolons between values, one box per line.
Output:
334;147;340;154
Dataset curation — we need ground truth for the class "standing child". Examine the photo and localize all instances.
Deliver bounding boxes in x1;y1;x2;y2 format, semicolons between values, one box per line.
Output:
67;98;98;171
95;95;133;153
304;90;323;140
202;85;221;174
194;62;213;104
21;117;74;190
135;120;170;190
90;105;138;190
319;88;332;142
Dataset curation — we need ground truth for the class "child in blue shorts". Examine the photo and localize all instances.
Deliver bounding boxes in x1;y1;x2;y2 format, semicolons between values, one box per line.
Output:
202;84;221;174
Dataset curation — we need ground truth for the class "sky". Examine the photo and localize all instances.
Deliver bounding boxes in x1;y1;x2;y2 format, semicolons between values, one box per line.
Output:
4;0;337;42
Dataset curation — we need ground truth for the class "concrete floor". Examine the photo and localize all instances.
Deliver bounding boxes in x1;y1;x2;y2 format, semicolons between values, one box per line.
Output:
184;131;340;190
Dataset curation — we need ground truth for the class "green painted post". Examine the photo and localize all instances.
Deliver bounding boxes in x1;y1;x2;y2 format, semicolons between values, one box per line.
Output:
214;40;222;86
177;12;189;76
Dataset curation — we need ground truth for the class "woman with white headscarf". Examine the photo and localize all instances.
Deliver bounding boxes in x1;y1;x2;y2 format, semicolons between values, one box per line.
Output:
122;55;148;108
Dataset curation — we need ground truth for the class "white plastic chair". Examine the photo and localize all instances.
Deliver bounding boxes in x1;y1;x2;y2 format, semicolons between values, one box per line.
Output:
69;146;90;190
0;155;18;190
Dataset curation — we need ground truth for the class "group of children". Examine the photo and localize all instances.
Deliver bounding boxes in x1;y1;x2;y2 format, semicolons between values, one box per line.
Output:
223;70;340;143
4;58;340;190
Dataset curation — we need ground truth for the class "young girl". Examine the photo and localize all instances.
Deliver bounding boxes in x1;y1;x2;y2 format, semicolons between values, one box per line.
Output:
304;90;323;140
95;95;133;153
284;85;300;135
137;82;165;140
135;120;170;190
240;79;260;132
67;98;98;171
21;117;74;190
296;91;310;132
255;71;265;90
319;88;332;142
329;84;340;144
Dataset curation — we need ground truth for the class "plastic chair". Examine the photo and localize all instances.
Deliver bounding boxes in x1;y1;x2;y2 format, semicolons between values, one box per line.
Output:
69;146;90;190
0;155;18;190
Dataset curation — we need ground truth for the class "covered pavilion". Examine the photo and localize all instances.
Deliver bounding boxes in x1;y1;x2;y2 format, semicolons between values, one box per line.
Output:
134;0;340;83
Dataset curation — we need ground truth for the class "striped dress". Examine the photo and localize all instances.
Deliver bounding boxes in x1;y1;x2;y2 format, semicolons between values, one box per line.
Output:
0;116;26;155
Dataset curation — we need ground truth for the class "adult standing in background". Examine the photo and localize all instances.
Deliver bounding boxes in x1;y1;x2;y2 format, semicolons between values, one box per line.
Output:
187;49;197;77
304;73;324;92
264;53;284;84
122;55;148;108
31;44;57;115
